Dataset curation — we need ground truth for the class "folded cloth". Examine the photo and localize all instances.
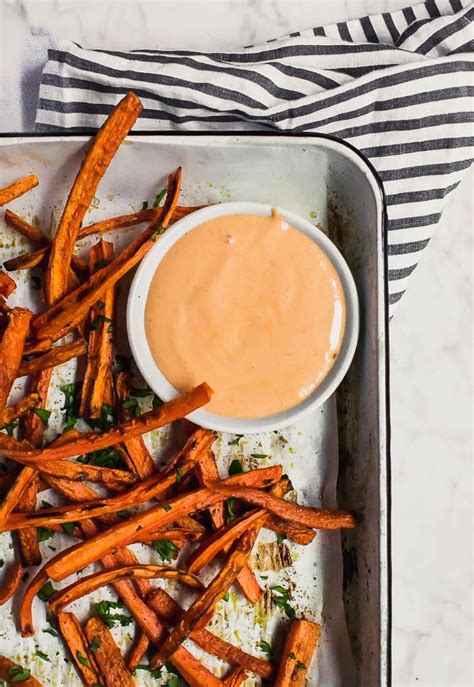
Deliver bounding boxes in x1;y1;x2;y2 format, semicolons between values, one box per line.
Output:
36;0;473;317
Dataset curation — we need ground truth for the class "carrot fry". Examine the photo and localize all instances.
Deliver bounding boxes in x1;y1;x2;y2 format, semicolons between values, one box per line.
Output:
38;460;136;489
45;92;142;305
44;466;282;582
207;484;357;530
3;250;47;272
4;209;49;246
224;669;247;686
0;655;43;687
84;617;134;687
114;371;154;478
151;529;259;668
49;565;202;614
0;270;16;297
20;567;48;636
32;167;182;342
57;612;103;687
80;240;115;418
0;307;32;408
0;174;38;206
17;367;53;566
3;434;218;532
0;561;24;606
0;382;212;462
18;339;87;377
0;393;41;428
22;338;53;357
0;467;37;526
147;588;273;679
127;631;150;671
265;515;316;545
196;449;224;529
274;619;321;687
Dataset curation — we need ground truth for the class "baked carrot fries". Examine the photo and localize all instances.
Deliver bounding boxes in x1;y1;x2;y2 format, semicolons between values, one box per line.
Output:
0;89;355;686
0;174;38;206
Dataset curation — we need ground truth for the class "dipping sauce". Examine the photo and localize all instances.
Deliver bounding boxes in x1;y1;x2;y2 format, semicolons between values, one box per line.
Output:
145;211;346;418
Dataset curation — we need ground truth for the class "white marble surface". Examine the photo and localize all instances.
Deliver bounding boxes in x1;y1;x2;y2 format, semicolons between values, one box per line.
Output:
0;1;472;685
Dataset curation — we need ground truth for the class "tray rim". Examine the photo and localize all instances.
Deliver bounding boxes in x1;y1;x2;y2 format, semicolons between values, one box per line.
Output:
0;130;391;687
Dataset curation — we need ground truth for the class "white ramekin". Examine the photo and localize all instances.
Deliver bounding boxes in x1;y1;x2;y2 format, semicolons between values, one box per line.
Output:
127;201;359;434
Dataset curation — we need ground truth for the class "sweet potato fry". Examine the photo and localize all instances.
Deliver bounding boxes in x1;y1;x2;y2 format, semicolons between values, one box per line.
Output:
78;208;157;238
20;567;48;636
44;466;282;582
114;371;154;478
17;367;53;566
274;619;321;686
0;561;24;605
3;435;219;532
147;588;273;679
0;655;43;687
224;669;247;686
32;167;182;342
49;565;202;614
22;338;53;357
45;92;142;304
196;449;224;529
207;484;357;530
151;529;259;668
3;250;47;272
0;307;32;408
265;515;316;545
84;617;134;687
127;631;150;671
57;612;103;687
38;460;136;489
0;393;41;428
0;382;212;462
0;174;38;207
80;240;115;418
0;270;16;297
0;467;38;526
18;339;87;377
4;209;49;245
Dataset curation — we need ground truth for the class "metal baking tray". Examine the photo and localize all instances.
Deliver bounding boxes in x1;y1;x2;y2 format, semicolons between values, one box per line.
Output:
0;132;390;687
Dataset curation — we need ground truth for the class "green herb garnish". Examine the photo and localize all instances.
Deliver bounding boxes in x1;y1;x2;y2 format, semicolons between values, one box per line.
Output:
228;434;243;446
90;315;112;331
153;189;166;207
37;581;55;601
228;459;243;476
250;453;269;459
36;650;50;662
76;651;89;667
225;498;236;523
37;527;53;543
95;600;133;629
8;665;31;683
153;540;178;563
222;591;230;602
271;585;296;619
259;640;273;655
87;639;101;654
34;408;52;427
162;504;172;512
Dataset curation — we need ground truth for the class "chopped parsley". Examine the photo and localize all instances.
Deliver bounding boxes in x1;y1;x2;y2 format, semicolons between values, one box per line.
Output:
35;650;50;662
225;498;236;523
276;533;286;545
228;434;243;446
162;504;172;512
228;459;243;476
37;581;55;601
250;453;269;459
87;639;101;654
4;420;18;436
76;651;89;667
289;651;297;660
153;189;166;207
259;640;273;655
175;466;183;483
150;227;166;242
90;315;112;331
95;600;133;629
271;585;296;620
7;665;31;683
43;615;59;638
130;386;153;398
33;408;52;427
134;664;163;679
122;398;140;416
77;446;125;470
36;527;53;543
141;200;149;210
222;591;230;602
153;540;178;563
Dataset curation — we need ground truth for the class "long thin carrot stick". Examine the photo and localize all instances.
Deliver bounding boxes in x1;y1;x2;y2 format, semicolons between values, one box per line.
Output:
45;92;142;304
0;174;38;206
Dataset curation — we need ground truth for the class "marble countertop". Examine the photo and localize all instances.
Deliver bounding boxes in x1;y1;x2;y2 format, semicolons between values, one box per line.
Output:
1;1;472;685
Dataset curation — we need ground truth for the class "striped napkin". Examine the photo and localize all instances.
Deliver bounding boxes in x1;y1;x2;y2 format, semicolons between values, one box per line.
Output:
36;0;473;317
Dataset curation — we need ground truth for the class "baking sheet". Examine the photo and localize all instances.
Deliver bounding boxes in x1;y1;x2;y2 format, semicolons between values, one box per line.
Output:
0;135;359;686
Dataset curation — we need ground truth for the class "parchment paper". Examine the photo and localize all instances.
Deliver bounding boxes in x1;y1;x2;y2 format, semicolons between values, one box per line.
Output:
0;136;355;686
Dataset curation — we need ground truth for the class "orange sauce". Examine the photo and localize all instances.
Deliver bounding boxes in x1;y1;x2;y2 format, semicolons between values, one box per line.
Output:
145;211;345;417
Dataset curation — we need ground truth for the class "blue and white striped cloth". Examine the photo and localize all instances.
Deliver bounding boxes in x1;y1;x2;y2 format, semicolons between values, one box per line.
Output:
36;0;474;316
